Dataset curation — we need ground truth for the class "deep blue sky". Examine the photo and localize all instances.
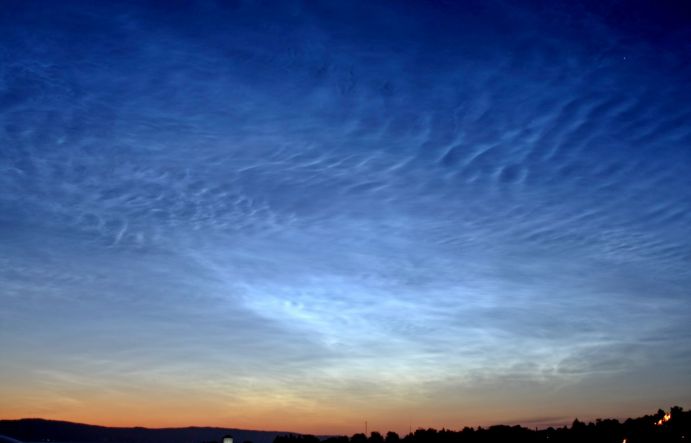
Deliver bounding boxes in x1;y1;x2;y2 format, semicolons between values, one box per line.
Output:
1;0;690;434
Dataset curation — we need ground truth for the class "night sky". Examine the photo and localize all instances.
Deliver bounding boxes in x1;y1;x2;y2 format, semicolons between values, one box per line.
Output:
1;0;691;435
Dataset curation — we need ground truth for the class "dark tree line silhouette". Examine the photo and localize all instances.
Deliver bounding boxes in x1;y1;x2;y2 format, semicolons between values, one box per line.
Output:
274;406;690;443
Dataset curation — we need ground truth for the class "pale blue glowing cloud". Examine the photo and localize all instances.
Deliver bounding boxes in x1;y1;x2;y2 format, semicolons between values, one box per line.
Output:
1;0;690;429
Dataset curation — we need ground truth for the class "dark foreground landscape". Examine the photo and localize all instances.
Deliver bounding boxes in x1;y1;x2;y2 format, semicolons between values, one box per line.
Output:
2;407;690;443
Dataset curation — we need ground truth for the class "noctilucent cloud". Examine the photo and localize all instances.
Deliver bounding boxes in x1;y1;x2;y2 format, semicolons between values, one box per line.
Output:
1;0;690;435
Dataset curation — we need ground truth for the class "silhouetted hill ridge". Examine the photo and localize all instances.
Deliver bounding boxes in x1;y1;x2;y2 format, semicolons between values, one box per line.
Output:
2;408;691;443
0;419;291;443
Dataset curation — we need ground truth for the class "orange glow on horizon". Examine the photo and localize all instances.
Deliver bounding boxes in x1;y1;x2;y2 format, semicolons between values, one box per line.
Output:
0;388;667;436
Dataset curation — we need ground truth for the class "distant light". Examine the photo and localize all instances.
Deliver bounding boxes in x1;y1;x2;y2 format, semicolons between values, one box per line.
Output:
655;412;671;426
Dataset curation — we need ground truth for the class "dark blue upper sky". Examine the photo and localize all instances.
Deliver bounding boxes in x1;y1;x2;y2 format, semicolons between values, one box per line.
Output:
1;0;690;433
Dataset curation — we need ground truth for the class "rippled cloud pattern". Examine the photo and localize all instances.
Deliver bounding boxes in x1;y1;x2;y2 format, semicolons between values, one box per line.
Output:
1;0;690;433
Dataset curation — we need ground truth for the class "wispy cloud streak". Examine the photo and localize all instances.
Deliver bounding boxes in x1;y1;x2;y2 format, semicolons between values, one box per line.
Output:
1;0;690;432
